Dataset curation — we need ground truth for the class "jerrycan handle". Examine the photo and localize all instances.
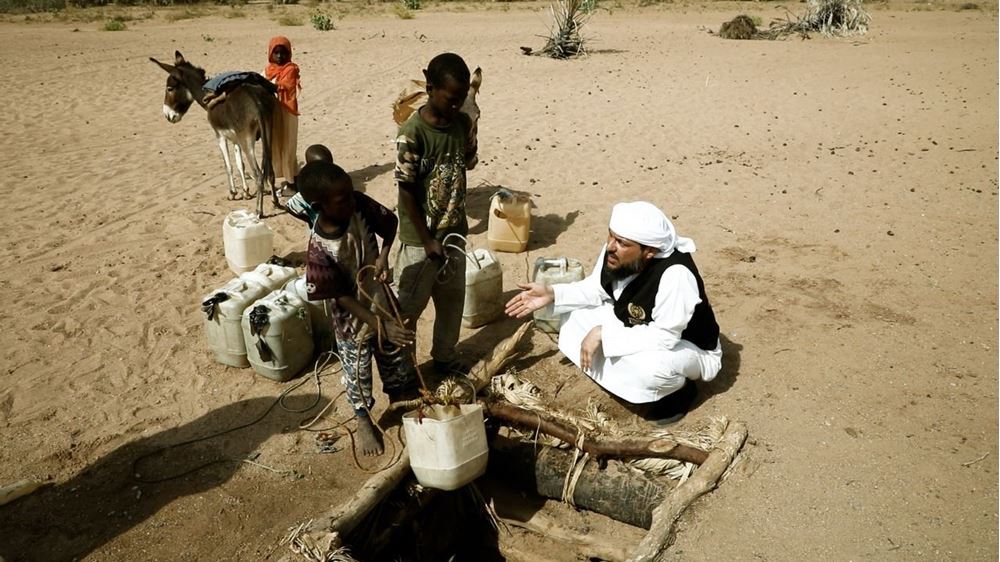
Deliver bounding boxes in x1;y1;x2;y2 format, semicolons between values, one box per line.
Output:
441;233;482;270
490;188;516;220
533;258;568;282
266;255;289;267
541;258;568;272
201;292;229;321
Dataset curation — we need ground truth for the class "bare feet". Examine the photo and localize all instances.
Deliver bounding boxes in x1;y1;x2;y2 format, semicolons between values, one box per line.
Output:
355;414;384;457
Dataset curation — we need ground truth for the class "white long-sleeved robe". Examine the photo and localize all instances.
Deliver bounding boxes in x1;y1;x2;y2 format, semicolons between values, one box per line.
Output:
552;247;723;404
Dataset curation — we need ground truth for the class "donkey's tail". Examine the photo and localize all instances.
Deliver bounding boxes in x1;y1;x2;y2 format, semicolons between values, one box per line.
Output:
254;88;281;216
255;93;276;196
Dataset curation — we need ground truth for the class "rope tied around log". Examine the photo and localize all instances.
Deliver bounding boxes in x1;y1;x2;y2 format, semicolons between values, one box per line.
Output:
560;431;590;507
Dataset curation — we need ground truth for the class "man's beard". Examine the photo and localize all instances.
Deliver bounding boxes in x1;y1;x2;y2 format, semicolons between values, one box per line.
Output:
605;255;646;280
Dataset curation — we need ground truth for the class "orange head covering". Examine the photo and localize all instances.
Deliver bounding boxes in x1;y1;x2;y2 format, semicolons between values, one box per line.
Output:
267;36;293;65
265;36;300;115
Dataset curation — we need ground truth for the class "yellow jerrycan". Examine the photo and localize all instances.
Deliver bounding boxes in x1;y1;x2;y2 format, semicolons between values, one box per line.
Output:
487;188;531;253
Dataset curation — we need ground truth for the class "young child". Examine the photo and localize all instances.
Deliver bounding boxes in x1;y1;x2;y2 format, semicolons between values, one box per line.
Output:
286;144;335;229
298;160;417;456
394;52;478;377
265;36;301;191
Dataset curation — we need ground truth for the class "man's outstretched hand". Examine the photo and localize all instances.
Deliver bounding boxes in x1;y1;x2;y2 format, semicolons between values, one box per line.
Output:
505;282;555;318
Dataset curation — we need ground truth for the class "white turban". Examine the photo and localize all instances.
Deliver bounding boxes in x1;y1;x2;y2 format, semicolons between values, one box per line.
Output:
608;201;696;257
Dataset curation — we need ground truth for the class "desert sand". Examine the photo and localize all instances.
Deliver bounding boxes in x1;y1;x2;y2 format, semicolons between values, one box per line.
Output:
0;1;997;560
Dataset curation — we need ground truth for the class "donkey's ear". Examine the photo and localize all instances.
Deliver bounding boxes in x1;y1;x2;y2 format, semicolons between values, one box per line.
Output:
470;67;482;91
174;50;186;65
150;57;176;75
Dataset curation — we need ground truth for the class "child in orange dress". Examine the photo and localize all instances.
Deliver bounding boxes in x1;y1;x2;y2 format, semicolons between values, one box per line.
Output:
265;36;301;191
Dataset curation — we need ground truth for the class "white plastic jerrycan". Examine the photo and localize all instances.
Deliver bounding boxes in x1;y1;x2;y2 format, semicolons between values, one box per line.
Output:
462;248;504;328
284;276;335;353
241;290;314;382
532;257;585;333
241;262;297;293
201;276;271;368
444;234;504;328
487;188;531;253
223;209;274;275
403;403;489;491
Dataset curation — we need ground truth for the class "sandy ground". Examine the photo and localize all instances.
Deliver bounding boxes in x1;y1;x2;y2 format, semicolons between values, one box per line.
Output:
0;2;997;560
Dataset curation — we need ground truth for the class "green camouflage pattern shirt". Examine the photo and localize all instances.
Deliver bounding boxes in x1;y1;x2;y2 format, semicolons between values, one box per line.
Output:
394;110;476;245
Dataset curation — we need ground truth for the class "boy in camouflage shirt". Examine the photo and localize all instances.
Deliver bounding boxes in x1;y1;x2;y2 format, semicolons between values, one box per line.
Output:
394;52;478;376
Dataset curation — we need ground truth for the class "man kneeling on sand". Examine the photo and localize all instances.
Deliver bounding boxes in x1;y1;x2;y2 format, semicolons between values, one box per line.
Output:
505;201;722;424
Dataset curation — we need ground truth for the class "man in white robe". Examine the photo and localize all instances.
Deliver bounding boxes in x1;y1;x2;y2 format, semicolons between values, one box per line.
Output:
506;202;722;418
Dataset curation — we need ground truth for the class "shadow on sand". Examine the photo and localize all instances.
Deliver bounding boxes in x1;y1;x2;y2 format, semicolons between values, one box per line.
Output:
349;162;395;194
465;182;579;251
0;395;317;562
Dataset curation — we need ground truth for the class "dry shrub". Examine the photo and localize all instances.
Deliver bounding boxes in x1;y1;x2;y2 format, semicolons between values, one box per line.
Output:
101;16;124;29
719;14;756;40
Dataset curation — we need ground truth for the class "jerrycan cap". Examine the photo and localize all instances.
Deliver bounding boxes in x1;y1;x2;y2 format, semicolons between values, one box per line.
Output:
491;187;515;201
491;187;532;204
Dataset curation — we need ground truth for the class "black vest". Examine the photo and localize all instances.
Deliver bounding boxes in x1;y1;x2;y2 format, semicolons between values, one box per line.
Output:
599;251;720;351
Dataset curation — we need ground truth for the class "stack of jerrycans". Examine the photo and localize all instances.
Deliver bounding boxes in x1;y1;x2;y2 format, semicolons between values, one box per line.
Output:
201;263;302;378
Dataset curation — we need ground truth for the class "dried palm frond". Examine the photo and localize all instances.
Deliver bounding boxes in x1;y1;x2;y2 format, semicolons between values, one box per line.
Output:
538;0;592;59
805;0;871;36
281;521;358;562
756;0;871;40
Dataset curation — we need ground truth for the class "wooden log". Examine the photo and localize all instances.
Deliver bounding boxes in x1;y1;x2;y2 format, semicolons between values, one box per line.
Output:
388;322;533;412
490;437;667;529
485;400;709;466
0;479;50;506
303;451;412;538
629;421;749;562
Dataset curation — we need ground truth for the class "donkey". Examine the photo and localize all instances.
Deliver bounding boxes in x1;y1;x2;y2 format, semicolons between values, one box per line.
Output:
150;51;278;217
